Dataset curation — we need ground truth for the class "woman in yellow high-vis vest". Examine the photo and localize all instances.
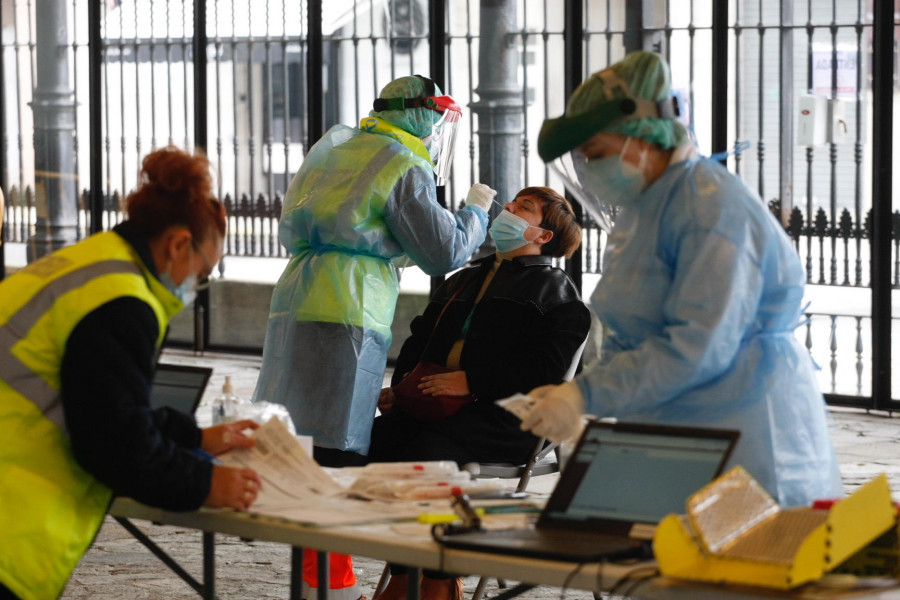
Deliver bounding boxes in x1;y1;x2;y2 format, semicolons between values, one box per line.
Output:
0;146;261;600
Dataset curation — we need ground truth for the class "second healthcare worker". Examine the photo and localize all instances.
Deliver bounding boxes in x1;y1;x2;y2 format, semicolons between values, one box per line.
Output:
253;75;493;600
520;51;843;508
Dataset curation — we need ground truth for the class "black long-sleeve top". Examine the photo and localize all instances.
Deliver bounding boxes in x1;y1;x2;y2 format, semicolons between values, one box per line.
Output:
60;222;212;511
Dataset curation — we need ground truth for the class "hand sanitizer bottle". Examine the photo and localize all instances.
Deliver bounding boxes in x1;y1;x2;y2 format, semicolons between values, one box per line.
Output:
212;376;241;425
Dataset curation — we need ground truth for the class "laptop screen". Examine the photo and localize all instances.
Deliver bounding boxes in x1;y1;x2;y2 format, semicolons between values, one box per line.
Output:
542;422;738;529
148;364;213;415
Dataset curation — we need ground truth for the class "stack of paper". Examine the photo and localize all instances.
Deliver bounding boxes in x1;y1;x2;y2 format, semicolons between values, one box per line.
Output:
219;418;430;525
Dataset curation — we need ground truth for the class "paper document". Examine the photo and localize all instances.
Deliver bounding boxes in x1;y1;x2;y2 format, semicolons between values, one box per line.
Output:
218;418;430;525
496;394;535;420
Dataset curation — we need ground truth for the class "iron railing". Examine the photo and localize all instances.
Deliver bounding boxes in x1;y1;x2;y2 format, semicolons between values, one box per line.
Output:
1;0;897;407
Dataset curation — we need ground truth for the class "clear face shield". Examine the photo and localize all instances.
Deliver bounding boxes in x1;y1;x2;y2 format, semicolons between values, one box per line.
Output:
548;150;615;233
538;93;684;232
423;95;462;186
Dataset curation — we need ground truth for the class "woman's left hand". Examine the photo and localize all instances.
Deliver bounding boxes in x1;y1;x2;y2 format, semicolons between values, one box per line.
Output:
201;419;259;456
419;371;470;396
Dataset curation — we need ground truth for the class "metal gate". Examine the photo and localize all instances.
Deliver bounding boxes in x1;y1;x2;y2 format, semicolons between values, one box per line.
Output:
0;0;896;407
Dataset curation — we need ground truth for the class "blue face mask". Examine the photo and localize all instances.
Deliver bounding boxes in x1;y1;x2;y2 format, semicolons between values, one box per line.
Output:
489;208;540;253
160;244;206;308
580;138;648;207
160;271;198;308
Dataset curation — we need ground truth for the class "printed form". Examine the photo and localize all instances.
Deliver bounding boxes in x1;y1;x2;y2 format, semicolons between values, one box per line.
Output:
219;418;428;525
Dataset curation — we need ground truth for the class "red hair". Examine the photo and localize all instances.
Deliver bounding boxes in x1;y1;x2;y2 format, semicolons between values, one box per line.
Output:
125;146;226;242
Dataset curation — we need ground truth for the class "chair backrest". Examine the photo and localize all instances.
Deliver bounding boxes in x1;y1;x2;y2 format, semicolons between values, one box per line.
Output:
563;338;587;382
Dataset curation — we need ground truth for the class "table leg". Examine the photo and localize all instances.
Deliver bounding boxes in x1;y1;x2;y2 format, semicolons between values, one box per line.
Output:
291;547;304;600
113;517;210;598
203;531;216;600
407;567;421;600
317;551;329;600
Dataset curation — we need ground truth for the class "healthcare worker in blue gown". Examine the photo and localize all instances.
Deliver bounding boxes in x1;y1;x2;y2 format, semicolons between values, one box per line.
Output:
253;74;493;600
519;51;843;508
254;75;493;465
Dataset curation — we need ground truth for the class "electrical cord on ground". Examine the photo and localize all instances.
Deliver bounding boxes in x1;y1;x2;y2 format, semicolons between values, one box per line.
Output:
621;571;658;598
558;560;589;600
604;565;660;598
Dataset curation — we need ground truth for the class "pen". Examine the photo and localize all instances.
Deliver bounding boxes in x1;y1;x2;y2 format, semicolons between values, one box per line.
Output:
417;508;485;525
193;448;224;465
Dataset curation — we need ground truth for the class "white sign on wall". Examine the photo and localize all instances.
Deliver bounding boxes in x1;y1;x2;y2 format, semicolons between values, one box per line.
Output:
811;46;858;99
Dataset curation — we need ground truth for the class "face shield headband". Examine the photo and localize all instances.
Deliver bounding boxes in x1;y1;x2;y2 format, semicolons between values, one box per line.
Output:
537;95;681;163
372;76;462;186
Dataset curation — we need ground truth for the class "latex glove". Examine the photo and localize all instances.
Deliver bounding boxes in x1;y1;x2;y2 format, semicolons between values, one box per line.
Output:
519;381;585;443
465;183;497;212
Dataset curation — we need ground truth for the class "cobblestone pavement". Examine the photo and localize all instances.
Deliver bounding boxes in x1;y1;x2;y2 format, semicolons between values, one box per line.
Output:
60;351;900;600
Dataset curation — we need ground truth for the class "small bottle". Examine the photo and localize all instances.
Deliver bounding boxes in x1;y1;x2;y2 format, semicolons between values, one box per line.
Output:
211;376;241;425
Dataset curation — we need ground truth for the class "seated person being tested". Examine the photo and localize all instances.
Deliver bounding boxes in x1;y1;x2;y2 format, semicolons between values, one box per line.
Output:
0;147;261;600
369;186;591;600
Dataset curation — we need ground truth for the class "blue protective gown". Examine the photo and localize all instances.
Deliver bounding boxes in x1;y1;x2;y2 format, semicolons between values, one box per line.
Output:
578;148;843;507
253;119;487;454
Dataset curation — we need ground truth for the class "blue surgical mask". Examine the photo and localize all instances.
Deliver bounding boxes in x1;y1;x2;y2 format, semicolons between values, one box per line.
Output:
160;244;204;308
580;138;648;207
161;271;198;308
489;209;538;253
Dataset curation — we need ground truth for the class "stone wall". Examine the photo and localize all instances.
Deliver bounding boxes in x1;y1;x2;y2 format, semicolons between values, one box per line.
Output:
167;279;432;361
167;279;602;366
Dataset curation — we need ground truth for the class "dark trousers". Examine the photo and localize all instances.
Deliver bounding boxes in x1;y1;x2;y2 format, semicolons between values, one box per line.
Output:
369;403;538;467
312;445;368;468
371;405;537;581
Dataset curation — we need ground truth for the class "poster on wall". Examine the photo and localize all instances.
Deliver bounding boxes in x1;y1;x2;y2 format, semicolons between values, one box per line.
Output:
811;45;858;99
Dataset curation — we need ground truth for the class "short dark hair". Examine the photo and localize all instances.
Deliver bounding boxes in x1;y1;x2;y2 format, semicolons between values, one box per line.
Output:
515;186;582;258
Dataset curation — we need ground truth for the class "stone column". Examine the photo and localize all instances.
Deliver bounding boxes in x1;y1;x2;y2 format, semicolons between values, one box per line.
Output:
28;0;78;260
470;0;522;231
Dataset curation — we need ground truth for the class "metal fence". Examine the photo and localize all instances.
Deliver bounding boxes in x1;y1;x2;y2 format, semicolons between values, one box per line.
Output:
1;0;897;406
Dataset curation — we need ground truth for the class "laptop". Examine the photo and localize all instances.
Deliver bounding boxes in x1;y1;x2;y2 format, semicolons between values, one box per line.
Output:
436;421;739;563
149;363;213;415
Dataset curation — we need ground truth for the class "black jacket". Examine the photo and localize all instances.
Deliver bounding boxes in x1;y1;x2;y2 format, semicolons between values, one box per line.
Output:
60;222;212;511
394;254;590;400
374;254;591;466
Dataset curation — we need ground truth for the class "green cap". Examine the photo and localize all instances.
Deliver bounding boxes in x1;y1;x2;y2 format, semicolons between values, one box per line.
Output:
537;51;688;162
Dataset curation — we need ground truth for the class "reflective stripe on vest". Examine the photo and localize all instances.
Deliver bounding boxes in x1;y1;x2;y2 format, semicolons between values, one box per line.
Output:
349;144;402;200
0;259;141;432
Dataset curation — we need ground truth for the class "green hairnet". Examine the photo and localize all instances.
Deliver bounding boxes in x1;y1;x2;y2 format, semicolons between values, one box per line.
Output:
369;75;443;138
567;51;688;150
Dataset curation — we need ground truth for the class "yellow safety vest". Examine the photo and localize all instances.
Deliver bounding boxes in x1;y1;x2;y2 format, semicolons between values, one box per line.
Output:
0;231;182;600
